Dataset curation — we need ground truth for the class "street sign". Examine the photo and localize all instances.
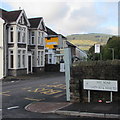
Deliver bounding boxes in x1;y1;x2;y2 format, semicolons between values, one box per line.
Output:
83;79;118;92
83;79;118;103
95;44;100;53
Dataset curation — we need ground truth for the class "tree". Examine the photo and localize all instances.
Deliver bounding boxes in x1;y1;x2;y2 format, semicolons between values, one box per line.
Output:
88;36;120;60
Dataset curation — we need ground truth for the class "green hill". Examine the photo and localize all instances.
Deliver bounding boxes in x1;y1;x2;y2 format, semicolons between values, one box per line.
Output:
67;33;113;51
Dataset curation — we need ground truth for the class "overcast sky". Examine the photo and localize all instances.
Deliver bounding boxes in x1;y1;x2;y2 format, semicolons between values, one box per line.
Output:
0;0;119;36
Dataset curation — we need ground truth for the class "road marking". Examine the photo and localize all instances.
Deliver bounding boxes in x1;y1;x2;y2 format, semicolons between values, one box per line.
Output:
53;93;66;98
34;88;39;92
38;88;62;95
7;106;19;110
27;88;62;95
0;91;11;96
0;109;2;111
46;84;66;89
24;97;45;101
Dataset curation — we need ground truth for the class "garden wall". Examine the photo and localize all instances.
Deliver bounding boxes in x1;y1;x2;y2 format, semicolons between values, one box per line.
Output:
71;60;120;103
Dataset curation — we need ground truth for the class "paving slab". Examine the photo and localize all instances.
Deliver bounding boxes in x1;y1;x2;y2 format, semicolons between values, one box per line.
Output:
25;102;72;113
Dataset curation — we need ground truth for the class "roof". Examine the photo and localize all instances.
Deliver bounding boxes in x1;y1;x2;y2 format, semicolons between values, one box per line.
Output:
66;41;76;47
46;27;58;35
28;17;43;28
0;8;22;22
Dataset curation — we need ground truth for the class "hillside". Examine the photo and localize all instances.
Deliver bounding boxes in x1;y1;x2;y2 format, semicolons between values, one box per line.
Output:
67;33;113;51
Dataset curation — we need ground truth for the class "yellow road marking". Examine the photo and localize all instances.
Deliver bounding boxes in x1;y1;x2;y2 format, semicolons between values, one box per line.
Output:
34;88;40;92
46;84;66;89
27;88;62;95
24;97;45;101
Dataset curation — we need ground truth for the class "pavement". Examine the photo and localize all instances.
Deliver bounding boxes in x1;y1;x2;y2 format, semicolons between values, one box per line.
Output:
25;101;120;119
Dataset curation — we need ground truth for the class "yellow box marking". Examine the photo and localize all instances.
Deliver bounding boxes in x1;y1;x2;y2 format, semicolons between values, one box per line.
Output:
28;88;62;95
46;84;66;89
24;97;45;101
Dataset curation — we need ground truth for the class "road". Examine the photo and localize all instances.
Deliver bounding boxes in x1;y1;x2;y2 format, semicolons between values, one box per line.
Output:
1;72;114;120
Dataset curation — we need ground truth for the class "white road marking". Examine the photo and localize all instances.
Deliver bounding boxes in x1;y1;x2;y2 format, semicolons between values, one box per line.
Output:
7;106;19;110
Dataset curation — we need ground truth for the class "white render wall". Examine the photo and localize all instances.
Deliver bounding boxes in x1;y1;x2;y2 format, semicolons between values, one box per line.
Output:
0;18;4;79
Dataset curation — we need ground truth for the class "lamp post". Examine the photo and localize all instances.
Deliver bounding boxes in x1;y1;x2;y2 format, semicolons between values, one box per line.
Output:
108;48;115;60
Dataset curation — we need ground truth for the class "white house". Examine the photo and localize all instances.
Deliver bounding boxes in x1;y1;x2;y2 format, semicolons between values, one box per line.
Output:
0;18;4;79
0;9;47;77
28;17;47;73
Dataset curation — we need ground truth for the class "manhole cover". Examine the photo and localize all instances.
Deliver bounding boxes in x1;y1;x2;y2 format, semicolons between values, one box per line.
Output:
25;102;72;113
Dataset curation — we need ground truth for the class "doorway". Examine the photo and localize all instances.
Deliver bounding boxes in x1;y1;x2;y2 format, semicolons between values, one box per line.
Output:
27;55;32;74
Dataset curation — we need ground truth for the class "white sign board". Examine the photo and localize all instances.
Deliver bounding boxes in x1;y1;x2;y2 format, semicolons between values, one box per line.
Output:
95;44;100;53
83;79;118;92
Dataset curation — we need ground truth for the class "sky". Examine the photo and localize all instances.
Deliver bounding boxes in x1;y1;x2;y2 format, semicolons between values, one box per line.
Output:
0;0;119;36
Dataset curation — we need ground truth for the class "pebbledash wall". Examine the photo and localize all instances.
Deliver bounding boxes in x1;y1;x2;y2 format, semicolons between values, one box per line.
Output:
70;60;120;103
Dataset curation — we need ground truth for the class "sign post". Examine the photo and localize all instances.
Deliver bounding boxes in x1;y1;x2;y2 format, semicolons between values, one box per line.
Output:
88;90;90;103
64;48;71;101
110;92;113;102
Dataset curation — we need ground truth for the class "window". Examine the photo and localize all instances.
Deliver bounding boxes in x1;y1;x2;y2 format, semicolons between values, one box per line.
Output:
18;31;21;42
31;32;35;44
41;51;44;66
22;28;26;43
38;32;40;45
9;50;14;68
9;27;14;43
22;50;26;67
38;51;40;66
18;49;26;68
18;27;26;43
37;51;44;66
38;32;44;45
18;50;21;68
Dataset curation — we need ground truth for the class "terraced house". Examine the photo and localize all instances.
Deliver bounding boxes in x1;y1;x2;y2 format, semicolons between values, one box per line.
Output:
0;9;47;77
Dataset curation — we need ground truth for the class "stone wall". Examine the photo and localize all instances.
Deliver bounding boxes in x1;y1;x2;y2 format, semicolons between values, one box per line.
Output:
8;69;27;76
45;64;60;72
71;60;120;103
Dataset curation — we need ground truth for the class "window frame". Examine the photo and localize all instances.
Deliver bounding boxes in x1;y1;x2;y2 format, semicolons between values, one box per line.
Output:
37;50;44;67
9;49;14;69
9;27;14;43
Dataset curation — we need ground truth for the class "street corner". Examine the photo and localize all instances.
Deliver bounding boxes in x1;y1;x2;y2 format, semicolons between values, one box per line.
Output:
25;102;72;114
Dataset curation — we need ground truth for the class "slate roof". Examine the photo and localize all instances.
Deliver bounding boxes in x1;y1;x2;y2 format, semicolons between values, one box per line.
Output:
0;8;22;22
66;41;76;47
46;27;58;35
28;17;43;28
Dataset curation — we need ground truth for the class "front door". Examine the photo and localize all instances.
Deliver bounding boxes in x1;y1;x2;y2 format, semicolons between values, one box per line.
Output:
27;55;32;74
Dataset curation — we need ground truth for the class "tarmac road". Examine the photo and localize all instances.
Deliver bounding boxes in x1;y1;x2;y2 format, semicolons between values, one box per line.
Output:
1;72;116;120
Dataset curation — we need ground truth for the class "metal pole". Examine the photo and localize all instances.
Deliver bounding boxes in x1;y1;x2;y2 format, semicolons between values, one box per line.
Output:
112;48;114;60
110;92;113;102
88;90;90;103
64;48;71;101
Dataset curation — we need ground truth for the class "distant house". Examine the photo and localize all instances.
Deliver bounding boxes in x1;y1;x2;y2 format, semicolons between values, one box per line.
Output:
0;9;47;77
45;27;66;64
65;41;87;62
